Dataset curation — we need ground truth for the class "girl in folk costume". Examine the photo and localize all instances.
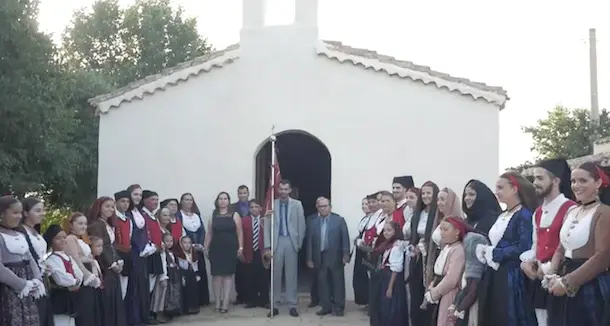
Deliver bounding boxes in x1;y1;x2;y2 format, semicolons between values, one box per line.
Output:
449;232;490;326
176;193;209;307
391;175;416;228
43;225;83;326
422;217;467;326
150;208;171;323
519;158;576;326
373;221;408;326
408;181;440;326
18;197;54;326
159;199;185;244
545;162;610;326
0;196;46;326
139;191;164;300
357;192;382;324
86;197;127;326
352;196;373;307
175;236;200;314
427;188;464;287
160;233;181;319
112;191;132;300
124;185;155;326
63;213;103;326
402;187;420;281
477;172;538;326
462;179;502;236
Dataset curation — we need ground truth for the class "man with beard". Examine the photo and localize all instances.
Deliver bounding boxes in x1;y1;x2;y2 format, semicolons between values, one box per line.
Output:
520;158;576;326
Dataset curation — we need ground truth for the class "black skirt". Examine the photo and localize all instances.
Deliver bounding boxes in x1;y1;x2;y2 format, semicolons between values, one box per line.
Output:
37;293;55;326
100;271;127;326
74;286;103;326
195;252;210;306
352;249;369;306
147;252;163;276
408;254;433;326
180;268;200;314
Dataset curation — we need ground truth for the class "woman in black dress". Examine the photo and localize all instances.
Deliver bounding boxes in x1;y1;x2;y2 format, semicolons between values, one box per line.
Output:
87;197;127;326
204;192;244;313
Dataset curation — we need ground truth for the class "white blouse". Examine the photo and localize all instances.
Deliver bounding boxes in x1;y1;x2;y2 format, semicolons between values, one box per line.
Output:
181;211;202;233
382;245;405;273
106;223;115;244
432;225;442;247
417;211;429;236
45;251;83;287
434;242;455;275
559;204;598;259
375;213;389;235
1;232;29;257
77;239;92;259
132;209;146;229
484;210;517;270
25;227;47;265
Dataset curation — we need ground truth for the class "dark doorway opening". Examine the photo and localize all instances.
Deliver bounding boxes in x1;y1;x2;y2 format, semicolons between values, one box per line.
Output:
255;131;331;293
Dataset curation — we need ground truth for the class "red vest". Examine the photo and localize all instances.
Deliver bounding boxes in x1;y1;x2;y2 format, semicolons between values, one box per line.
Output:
142;211;163;248
535;200;576;262
169;217;184;243
241;216;265;264
392;204;407;229
54;253;79;292
113;215;131;253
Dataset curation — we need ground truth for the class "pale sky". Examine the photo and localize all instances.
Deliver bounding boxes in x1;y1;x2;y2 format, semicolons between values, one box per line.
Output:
38;0;608;170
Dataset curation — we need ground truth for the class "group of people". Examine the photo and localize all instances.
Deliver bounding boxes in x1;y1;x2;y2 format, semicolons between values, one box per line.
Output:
0;184;279;326
352;160;610;326
1;159;610;326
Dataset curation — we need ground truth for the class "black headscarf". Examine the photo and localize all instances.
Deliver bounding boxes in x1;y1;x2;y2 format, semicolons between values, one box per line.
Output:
43;224;64;249
160;198;178;209
462;179;502;235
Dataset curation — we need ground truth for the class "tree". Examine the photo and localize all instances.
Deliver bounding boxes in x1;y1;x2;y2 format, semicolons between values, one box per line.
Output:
522;106;610;160
61;0;212;87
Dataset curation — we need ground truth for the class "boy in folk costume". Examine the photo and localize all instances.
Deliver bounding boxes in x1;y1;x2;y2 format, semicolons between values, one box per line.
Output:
391;176;415;229
520;158;576;325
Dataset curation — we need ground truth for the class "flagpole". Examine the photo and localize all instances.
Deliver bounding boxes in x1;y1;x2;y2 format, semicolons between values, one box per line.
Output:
269;126;276;318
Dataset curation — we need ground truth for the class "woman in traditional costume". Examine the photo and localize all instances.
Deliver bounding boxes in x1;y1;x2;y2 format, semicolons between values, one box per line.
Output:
64;212;103;326
546;162;610;326
352;196;372;307
19;197;54;326
159;199;185;243
477;172;538;326
0;196;45;326
150;208;171;323
423;217;467;326
176;193;209;307
462;179;501;235
427;188;464;287
408;181;440;326
372;220;407;326
43;224;82;326
87;197;127;326
124;185;155;326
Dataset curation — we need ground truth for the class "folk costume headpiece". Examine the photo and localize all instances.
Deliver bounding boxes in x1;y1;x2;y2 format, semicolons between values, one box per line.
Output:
537;158;574;200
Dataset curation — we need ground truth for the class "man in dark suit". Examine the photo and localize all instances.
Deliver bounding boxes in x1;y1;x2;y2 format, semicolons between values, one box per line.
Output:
306;197;350;316
232;185;250;304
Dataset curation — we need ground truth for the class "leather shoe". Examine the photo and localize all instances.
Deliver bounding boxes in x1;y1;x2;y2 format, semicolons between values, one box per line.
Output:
289;308;299;317
308;301;318;308
267;308;279;318
316;309;331;316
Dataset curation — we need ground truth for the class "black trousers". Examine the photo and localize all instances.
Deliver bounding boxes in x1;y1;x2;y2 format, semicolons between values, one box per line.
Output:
235;261;246;302
310;268;319;304
318;252;345;312
242;250;270;306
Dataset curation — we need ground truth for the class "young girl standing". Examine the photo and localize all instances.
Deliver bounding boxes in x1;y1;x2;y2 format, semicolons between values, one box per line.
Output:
161;233;181;319
175;236;200;315
43;224;83;326
372;221;407;326
0;196;46;326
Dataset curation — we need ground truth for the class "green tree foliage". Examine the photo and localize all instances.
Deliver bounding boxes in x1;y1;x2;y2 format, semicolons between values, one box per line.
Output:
61;0;212;87
522;106;610;160
1;0;211;210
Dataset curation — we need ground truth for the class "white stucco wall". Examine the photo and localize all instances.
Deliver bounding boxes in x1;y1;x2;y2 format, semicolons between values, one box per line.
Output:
97;24;500;301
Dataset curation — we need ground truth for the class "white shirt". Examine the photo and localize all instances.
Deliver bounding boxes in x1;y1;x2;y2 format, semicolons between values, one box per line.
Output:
383;245;405;273
131;209;146;229
24;227;47;267
45;251;83;287
484;210;518;270
417;211;429;236
560;204;598;259
181;210;202;233
521;194;571;262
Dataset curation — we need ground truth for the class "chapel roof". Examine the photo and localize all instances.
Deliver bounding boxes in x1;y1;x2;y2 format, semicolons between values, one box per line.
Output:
89;40;509;114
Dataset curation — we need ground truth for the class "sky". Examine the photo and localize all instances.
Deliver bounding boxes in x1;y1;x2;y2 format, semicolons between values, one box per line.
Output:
37;0;609;170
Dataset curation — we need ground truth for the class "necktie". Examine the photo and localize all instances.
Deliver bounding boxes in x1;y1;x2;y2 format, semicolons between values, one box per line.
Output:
252;217;259;251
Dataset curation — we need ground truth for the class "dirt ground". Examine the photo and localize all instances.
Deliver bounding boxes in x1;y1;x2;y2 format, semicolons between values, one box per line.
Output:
170;301;369;326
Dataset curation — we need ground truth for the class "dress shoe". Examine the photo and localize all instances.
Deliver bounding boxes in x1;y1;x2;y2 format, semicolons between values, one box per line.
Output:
316;309;331;316
267;308;279;317
308;301;318;308
333;310;345;317
289;308;299;317
244;303;257;309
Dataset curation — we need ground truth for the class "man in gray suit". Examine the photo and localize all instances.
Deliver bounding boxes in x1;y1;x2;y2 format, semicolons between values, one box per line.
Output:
263;179;306;317
306;197;350;316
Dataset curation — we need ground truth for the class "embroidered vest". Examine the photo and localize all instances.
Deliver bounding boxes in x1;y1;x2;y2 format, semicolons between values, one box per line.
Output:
392;204;407;229
113;215;131;252
535;200;576;262
54;253;79;292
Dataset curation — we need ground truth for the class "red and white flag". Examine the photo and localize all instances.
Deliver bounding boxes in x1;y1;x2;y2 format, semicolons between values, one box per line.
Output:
264;148;281;212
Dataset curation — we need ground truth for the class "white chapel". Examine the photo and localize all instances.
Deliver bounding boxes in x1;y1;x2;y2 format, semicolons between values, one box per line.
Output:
90;0;508;299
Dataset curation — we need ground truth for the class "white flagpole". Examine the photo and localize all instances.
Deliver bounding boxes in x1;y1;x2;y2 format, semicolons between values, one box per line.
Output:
269;126;277;318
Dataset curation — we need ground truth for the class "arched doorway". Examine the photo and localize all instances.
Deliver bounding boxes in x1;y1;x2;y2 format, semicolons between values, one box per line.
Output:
254;130;332;292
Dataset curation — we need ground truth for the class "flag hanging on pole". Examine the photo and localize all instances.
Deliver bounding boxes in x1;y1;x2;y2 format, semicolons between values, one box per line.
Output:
264;148;281;212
